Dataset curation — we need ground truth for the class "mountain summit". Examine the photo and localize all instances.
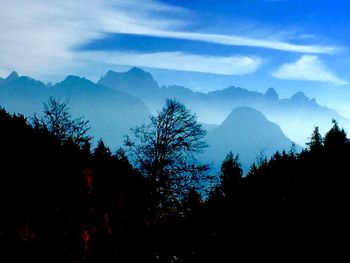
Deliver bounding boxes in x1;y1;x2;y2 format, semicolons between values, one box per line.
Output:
6;71;19;82
265;87;279;101
98;67;159;97
204;107;295;171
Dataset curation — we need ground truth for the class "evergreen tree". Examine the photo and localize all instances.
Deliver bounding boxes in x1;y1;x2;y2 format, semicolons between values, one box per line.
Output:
307;126;323;151
220;152;242;200
183;187;202;216
324;119;347;149
93;139;112;160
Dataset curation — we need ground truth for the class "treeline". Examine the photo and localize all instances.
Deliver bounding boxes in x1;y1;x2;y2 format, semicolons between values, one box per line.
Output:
1;100;350;262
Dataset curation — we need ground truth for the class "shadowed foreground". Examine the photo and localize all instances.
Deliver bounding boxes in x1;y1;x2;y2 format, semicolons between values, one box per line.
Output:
1;106;350;262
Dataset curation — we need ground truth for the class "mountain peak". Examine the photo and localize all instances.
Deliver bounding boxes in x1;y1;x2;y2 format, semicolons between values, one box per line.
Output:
64;75;83;81
104;67;149;78
220;107;269;130
291;92;309;103
265;87;279;100
59;75;95;88
128;67;147;75
98;67;159;96
224;107;267;125
63;75;91;83
206;106;294;172
6;71;19;81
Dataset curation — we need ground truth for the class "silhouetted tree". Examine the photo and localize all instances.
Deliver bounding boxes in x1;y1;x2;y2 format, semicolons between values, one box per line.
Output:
7;100;350;262
220;152;242;200
183;187;202;216
93;139;112;160
125;99;208;217
307;126;323;151
324;119;347;149
32;97;91;146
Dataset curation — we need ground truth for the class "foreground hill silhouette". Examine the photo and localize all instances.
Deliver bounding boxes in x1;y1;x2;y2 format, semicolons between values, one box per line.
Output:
1;105;350;262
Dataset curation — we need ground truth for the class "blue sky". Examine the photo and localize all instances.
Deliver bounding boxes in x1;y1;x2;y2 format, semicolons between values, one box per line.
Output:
1;0;350;115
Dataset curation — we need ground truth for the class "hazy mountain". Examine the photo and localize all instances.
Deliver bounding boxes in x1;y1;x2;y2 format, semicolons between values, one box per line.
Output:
203;107;295;172
54;76;150;147
98;67;159;98
0;72;49;115
2;68;347;165
202;87;345;144
0;72;150;148
98;68;206;112
264;87;279;101
6;71;19;82
99;68;347;145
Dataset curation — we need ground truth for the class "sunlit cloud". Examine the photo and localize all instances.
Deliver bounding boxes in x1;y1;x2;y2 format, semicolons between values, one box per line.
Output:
272;55;347;85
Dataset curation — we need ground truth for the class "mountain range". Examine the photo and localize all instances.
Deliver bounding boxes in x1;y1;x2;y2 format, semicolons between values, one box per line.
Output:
0;71;149;147
1;67;346;171
98;67;347;146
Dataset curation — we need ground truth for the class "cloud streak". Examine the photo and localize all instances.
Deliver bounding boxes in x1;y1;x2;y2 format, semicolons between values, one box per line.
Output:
0;0;340;79
79;51;262;75
272;55;347;85
125;31;338;55
0;0;189;77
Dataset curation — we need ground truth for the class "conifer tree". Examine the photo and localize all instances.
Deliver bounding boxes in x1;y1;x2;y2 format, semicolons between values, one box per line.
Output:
220;152;242;200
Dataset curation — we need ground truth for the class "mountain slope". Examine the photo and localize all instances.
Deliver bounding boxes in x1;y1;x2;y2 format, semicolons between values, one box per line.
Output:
98;67;347;145
2;68;348;149
0;72;150;148
203;107;295;171
98;67;159;97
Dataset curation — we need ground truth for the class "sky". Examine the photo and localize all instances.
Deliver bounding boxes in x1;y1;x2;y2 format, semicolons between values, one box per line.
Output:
1;0;350;116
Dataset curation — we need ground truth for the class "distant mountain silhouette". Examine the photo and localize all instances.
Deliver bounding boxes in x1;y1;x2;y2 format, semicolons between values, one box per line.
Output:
99;67;346;145
98;67;159;98
203;107;295;171
6;71;19;81
264;87;279;101
0;73;48;115
1;67;348;149
0;72;149;147
0;72;46;92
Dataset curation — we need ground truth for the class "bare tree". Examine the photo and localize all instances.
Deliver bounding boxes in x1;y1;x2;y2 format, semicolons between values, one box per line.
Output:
33;97;91;146
125;99;208;216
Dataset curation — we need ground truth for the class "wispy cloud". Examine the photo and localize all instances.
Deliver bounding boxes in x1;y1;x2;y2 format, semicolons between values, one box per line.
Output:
0;0;340;79
272;55;347;85
79;51;262;75
127;31;338;55
0;0;184;76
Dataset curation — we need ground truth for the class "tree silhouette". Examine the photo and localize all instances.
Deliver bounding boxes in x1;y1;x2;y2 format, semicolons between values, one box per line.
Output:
6;100;350;262
220;152;242;200
183;187;202;216
125;99;208;217
32;97;91;146
324;119;347;149
93;139;112;160
307;126;323;151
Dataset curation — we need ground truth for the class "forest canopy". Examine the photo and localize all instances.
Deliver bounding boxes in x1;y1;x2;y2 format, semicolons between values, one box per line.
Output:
0;100;350;262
